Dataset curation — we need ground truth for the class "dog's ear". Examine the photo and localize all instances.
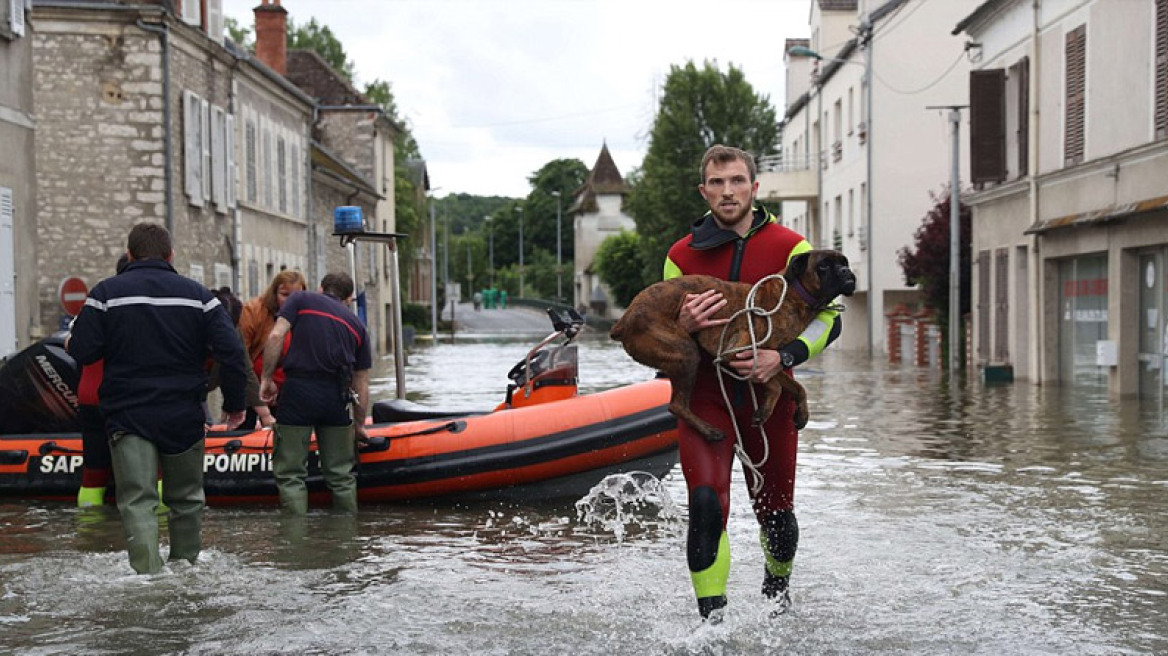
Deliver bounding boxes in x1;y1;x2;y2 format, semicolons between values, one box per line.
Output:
784;252;811;279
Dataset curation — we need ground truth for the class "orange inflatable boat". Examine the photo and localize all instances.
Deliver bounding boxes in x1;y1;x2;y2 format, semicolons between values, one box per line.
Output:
0;310;679;504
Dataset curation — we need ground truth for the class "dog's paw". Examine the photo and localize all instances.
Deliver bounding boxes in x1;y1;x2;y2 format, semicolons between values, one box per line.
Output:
751;409;769;427
702;428;725;442
793;408;809;430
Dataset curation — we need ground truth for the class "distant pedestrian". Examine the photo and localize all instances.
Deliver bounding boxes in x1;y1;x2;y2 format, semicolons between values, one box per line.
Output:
473;291;483;312
260;272;371;514
500;290;508;309
68;223;247;574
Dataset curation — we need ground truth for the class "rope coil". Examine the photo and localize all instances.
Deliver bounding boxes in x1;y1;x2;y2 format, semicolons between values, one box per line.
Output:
710;273;788;495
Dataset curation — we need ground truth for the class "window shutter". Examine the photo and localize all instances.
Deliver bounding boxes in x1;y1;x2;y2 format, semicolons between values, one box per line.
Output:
226;113;237;209
180;0;201;27
290;144;300;217
245;119;257;203
183;90;204;207
201;98;212;203
1064;24;1086;166
1017;57;1029;175
1156;0;1168;138
276;135;287;213
211;106;226;212
206;0;224;44
263;126;273;208
969;69;1007;184
8;0;25;37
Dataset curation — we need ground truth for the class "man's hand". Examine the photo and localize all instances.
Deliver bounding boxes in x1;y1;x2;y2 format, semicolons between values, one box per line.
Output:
223;410;247;430
678;289;730;334
730;349;785;383
260;377;278;404
354;424;370;446
255;405;275;427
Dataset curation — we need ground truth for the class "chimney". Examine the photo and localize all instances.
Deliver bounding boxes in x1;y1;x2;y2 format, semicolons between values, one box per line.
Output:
254;0;288;75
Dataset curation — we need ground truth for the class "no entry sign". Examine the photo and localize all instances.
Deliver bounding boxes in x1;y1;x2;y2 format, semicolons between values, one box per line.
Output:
58;277;88;316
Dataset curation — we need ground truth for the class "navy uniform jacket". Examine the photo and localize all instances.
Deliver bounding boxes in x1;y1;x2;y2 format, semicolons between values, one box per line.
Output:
68;259;247;454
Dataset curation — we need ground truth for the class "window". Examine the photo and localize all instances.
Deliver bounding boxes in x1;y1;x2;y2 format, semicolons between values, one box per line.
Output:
1012;57;1030;175
1064;24;1086;166
189;263;205;285
225;114;237;209
211;106;227;212
206;0;223;44
213;263;232;292
245;120;257;203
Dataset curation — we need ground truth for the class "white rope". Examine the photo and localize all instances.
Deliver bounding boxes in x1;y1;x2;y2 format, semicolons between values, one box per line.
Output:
710;273;788;495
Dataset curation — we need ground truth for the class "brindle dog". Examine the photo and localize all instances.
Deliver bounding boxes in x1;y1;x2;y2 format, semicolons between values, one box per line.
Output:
610;250;856;442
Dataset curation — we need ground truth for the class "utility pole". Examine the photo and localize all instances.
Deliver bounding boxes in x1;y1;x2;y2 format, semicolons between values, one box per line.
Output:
928;104;968;373
516;206;524;299
429;202;437;342
552;190;562;304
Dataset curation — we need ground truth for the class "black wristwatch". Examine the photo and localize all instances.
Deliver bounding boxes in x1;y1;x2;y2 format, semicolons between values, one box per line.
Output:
780;350;795;369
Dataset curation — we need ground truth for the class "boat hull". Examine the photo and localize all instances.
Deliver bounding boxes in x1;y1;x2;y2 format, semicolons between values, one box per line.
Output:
0;379;679;504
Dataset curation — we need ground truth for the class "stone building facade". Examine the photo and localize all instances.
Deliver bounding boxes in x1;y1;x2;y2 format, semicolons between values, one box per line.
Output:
29;0;315;338
1;0;37;356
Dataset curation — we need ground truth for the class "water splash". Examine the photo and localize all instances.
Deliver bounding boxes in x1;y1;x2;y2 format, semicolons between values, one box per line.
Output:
574;471;682;541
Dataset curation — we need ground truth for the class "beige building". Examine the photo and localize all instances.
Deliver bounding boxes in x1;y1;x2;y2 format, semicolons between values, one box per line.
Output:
570;144;634;319
1;0;36;356
766;0;978;355
956;0;1168;402
29;0;316;339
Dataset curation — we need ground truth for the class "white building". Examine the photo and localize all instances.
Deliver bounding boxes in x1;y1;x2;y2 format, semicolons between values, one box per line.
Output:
764;0;979;355
571;144;635;319
955;0;1168;402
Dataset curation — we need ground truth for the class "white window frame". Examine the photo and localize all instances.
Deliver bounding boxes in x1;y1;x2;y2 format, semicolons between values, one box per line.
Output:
205;0;223;44
213;263;233;291
189;263;205;285
245;117;257;203
180;0;201;27
277;134;287;213
211;105;227;213
201;98;212;204
225;113;237;209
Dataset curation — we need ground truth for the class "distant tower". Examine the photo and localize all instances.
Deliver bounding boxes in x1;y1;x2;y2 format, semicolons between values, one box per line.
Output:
569;143;635;319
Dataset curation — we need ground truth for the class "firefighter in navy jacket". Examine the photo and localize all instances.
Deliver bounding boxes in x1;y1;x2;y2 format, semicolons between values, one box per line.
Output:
68;223;247;574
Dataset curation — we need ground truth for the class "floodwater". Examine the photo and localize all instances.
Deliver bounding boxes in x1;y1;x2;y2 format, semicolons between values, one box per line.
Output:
2;331;1166;655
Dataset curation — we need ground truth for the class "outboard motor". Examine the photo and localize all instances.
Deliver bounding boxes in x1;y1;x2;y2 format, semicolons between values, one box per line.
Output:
0;333;82;434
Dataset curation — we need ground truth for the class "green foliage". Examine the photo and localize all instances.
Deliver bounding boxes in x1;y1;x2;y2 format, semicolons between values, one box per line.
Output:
224;17;252;48
436;194;517;236
626;60;779;284
594;230;649;308
896;188;972;332
286;18;354;81
522;159;589;264
401;302;431;331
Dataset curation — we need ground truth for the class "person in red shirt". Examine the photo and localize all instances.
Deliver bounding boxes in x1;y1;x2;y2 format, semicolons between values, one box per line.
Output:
665;145;845;620
74;254;128;507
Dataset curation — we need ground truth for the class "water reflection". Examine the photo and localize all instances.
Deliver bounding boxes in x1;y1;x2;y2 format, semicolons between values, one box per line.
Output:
1;335;1166;655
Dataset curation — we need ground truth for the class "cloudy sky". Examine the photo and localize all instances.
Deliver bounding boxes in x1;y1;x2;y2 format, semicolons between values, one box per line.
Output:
223;0;812;198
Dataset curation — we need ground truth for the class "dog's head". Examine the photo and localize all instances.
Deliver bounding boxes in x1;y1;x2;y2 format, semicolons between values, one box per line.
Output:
784;250;857;305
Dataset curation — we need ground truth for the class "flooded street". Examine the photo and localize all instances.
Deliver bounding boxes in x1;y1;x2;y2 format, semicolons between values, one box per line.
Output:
1;330;1166;655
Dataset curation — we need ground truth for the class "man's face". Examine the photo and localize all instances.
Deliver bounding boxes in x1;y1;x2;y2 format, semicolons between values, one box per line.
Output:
699;158;758;229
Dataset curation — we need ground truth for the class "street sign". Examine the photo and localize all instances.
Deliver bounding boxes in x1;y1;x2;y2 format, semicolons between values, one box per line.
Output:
58;277;88;316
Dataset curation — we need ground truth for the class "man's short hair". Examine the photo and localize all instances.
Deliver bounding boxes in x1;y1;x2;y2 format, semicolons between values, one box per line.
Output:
126;222;172;261
700;145;757;183
320;272;355;300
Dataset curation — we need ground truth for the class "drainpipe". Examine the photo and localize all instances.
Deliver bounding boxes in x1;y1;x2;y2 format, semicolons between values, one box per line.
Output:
136;18;173;234
1028;0;1042;383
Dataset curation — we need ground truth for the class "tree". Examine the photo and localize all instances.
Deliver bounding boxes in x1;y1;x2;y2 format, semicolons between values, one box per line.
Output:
286;18;354;80
897;189;972;353
594;230;649;308
626;60;779;288
224;17;252;48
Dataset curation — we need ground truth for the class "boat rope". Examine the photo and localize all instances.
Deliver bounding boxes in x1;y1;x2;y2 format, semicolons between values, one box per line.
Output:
711;273;787;496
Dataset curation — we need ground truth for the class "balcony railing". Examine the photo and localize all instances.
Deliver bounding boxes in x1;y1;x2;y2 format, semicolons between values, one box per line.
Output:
757;153;819;173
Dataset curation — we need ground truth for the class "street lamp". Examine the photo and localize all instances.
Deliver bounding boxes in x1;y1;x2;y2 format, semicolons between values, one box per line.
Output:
516;206;524;299
551;190;562;304
790;32;875;359
484;215;494;287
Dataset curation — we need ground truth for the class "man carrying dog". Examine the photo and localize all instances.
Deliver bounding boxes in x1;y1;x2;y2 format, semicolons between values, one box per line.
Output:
666;144;845;620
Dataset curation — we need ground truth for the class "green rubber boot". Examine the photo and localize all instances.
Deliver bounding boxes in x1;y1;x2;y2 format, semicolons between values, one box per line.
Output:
77;486;106;508
160;441;206;564
273;424;313;515
109;432;163;574
315;424;358;513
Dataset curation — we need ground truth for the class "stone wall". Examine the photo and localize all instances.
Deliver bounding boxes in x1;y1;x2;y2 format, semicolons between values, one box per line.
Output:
32;20;168;332
0;22;37;353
